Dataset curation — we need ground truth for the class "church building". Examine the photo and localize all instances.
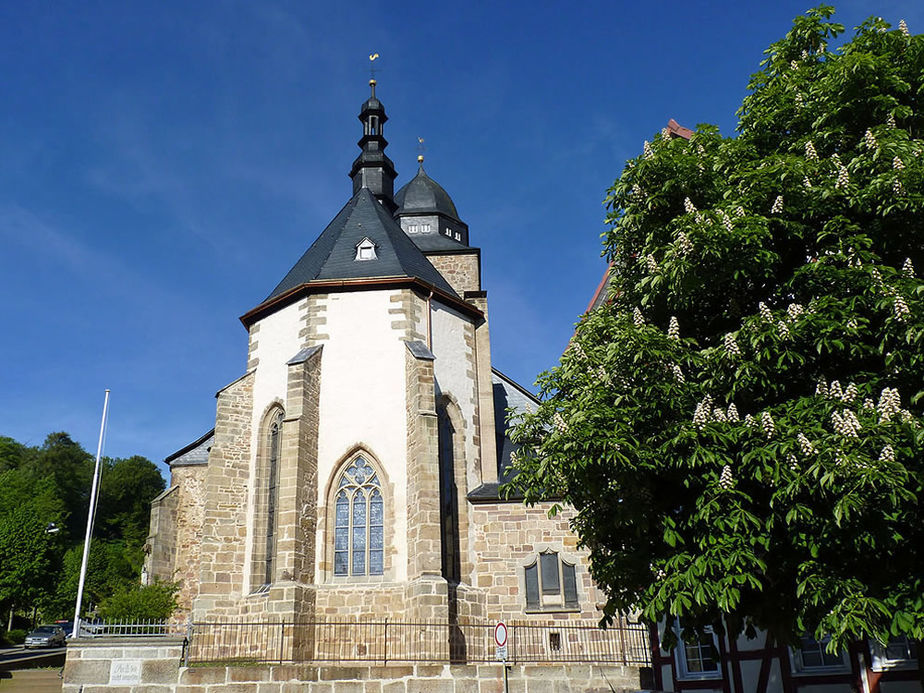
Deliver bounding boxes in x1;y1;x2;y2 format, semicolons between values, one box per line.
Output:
144;79;605;634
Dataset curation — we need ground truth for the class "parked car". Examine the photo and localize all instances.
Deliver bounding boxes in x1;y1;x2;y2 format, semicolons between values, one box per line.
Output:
24;625;66;648
55;621;75;638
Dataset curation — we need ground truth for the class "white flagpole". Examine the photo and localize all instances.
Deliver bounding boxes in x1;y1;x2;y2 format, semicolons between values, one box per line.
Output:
72;389;110;639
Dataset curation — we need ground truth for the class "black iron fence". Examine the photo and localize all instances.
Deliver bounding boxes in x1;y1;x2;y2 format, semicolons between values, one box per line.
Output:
186;618;651;666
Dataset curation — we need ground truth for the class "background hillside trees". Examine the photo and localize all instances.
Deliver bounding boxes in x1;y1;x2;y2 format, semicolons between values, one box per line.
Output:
510;7;924;654
0;432;164;629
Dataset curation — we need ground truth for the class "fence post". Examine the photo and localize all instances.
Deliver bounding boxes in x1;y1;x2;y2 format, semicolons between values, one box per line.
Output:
618;616;628;666
383;618;388;666
184;618;193;667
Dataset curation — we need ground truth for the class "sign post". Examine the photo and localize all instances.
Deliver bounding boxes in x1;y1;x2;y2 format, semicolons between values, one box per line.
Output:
494;621;508;661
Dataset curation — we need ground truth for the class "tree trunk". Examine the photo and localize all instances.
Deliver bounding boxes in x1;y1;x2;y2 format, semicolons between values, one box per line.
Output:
7;604;13;631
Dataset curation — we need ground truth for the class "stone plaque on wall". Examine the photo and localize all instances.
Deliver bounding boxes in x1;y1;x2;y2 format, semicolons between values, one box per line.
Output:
110;659;142;685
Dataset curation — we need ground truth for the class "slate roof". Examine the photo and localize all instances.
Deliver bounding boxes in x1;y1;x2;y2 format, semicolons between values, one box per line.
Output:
395;166;462;221
165;429;214;467
468;368;539;503
266;187;458;301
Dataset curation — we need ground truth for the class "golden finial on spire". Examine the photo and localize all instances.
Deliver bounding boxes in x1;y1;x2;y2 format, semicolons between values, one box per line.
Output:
417;137;425;165
369;52;380;92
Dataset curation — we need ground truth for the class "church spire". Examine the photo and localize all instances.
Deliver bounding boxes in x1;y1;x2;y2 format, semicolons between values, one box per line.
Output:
349;79;398;213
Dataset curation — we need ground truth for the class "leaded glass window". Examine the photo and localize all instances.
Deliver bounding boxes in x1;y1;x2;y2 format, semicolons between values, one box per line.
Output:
524;551;578;611
333;457;384;577
264;411;282;586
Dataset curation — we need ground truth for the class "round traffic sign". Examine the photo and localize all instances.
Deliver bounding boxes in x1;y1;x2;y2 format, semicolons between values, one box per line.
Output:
494;621;508;647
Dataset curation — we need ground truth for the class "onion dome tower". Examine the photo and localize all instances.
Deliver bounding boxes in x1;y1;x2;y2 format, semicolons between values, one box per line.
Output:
394;155;470;250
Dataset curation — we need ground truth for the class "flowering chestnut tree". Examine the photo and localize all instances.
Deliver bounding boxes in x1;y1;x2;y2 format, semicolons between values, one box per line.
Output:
510;7;924;653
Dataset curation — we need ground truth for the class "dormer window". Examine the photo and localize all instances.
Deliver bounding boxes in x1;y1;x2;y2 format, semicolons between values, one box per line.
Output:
355;237;377;261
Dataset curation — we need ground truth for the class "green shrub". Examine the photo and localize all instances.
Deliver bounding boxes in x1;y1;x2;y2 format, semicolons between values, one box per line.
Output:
3;628;27;645
98;581;178;621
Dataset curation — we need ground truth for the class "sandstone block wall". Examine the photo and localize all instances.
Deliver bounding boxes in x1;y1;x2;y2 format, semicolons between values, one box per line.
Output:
193;372;255;619
427;252;480;296
470;502;604;624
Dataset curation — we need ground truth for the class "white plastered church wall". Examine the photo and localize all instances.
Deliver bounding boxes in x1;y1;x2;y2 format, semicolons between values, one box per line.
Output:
430;301;481;491
244;299;306;594
314;290;410;583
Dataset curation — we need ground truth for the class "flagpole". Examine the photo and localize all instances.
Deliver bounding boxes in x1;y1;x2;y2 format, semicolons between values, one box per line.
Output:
72;389;110;639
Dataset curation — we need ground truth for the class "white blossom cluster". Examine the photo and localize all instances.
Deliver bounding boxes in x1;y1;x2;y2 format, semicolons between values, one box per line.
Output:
672;364;685;383
803;176;813;189
787;453;799;472
863;128;878;150
902;258;915;277
832;409;861;437
847;318;858;330
815;378;828;396
684;197;697;214
893;179;905;196
894;295;910;321
893;156;905;170
759;302;773;322
646;254;659;274
553;412;568;434
668;316;680;341
771;195;784;214
696;144;706;158
870;267;884;289
595;365;610;385
795;93;804;109
777;320;792;340
879;444;895;462
631;184;645;201
643;140;653;159
719;210;733;233
877;387;901;423
693;395;714;430
863;398;875;411
569;341;587;362
726;404;740;422
633;307;645;328
724;332;741;357
900;19;910;36
790;59;799;71
713;408;727;422
797;432;815;456
828;380;843;400
677;231;694;256
661;127;671;140
805;140;818;160
833;154;849;189
744;414;757;429
761;411;774;439
844;383;858;402
887;113;897;129
735;205;746;218
718;465;734;490
787;303;804;320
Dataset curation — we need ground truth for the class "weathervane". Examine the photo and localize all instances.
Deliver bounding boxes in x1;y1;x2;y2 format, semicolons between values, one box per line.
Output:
417;137;426;164
369;53;380;80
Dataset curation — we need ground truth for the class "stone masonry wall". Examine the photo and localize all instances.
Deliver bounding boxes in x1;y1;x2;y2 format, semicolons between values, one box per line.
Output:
470;502;605;624
169;465;208;618
145;486;177;585
64;639;645;693
192;371;255;619
427;252;480;296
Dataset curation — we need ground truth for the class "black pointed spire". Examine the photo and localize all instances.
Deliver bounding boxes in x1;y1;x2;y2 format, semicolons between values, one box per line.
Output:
349;79;398;213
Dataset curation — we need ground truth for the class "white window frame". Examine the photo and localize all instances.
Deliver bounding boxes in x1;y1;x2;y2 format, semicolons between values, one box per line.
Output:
521;548;580;613
790;635;850;674
354;237;377;261
675;626;722;680
870;636;918;671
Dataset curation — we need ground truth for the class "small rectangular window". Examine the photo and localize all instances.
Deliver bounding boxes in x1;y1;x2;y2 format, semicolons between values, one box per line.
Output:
524;564;539;608
562;563;578;606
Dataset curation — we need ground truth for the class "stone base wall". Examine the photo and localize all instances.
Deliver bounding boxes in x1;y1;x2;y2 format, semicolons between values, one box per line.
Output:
64;639;645;692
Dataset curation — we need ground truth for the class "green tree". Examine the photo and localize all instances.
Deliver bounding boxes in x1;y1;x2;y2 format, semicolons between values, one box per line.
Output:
0;505;60;624
510;7;924;656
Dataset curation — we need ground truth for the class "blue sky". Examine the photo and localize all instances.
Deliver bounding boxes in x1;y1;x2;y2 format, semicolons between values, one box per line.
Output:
2;1;921;476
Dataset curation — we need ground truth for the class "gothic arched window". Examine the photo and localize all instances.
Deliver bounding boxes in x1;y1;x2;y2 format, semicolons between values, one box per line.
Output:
333;457;384;577
264;410;283;586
